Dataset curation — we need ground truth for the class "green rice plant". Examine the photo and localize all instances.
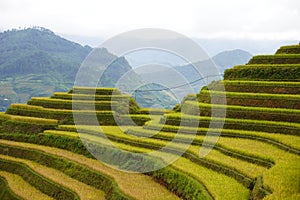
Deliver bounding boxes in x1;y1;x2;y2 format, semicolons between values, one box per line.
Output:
0;175;22;200
28;97;117;110
119;114;152;126
198;90;300;109
275;44;300;54
215;137;300;199
209;80;300;94
52;92;131;101
0;145;134;200
66;125;264;187
126;127;274;167
38;130;248;200
161;113;300;135
143;124;300;153
69;87;121;95
0;113;57;125
0;139;202;200
224;65;300;81
182;101;300;123
0;113;58;134
6;104;118;125
0;171;54;200
0;156;80;200
138;108;173;115
248;54;300;64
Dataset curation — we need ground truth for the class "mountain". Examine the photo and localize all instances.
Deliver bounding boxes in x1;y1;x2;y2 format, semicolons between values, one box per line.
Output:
0;27;177;110
212;49;252;72
0;27;92;111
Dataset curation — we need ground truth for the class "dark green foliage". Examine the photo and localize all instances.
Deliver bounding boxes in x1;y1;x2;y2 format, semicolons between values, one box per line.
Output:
160;114;300;135
69;87;121;95
1;120;57;134
52;92;131;101
182;101;300;123
0;176;22;200
119;115;151;126
147;166;212;200
0;159;79;200
275;45;300;54
209;80;300;94
198;90;300;109
224;65;300;81
28;98;116;110
6;106;118;125
248;54;300;64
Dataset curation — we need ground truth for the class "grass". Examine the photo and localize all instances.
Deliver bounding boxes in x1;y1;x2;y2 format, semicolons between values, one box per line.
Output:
0;171;54;200
0;154;106;200
0;139;179;200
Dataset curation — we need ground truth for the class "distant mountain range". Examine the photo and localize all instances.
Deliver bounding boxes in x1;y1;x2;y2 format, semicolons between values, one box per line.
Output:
0;27;252;110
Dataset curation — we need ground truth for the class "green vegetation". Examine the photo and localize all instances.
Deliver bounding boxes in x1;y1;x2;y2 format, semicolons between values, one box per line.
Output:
182;101;300;122
209;80;300;94
69;87;121;95
224;64;300;81
248;54;300;64
275;44;300;54
0;157;79;200
0;175;21;200
0;43;299;199
161;113;300;135
197;90;300;109
0;171;54;200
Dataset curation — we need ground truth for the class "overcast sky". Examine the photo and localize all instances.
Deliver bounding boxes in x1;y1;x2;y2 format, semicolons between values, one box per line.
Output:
1;0;299;41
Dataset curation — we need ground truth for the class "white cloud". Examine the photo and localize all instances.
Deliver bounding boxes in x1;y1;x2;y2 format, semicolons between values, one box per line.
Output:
0;0;299;40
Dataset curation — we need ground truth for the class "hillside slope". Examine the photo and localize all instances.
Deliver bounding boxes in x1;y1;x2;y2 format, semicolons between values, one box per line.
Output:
0;44;299;199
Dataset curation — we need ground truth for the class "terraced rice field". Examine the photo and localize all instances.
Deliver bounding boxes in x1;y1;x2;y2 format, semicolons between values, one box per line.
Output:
0;44;299;199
